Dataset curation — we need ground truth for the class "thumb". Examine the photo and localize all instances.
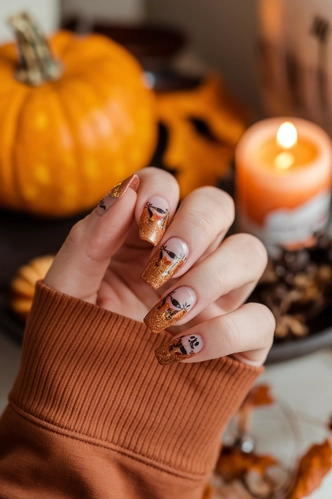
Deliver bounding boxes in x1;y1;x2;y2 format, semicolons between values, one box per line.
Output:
44;174;139;303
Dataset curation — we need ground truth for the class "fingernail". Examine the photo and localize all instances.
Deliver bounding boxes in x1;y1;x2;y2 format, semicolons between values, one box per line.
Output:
139;196;169;246
141;238;189;289
144;286;196;333
155;334;203;365
96;174;140;215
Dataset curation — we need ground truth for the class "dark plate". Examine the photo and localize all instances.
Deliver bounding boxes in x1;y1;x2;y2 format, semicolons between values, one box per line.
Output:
1;208;332;364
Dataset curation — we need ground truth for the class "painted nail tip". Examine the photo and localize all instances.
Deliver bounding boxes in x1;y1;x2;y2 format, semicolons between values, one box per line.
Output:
139;234;158;246
155;334;203;365
143;316;164;333
95;173;140;215
155;352;177;365
140;271;161;290
127;173;140;191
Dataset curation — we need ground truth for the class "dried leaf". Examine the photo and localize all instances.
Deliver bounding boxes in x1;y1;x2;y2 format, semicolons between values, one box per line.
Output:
242;384;275;410
215;480;254;499
285;440;332;499
275;315;308;338
202;483;214;499
245;469;275;497
216;446;277;482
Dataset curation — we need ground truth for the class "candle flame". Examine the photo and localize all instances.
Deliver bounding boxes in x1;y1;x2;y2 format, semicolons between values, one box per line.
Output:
276;122;298;149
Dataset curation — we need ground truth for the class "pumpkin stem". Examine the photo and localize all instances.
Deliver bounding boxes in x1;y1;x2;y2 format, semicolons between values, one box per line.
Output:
8;11;62;86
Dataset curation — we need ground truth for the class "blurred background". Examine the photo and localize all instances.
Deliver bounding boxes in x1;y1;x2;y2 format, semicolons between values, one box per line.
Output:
0;0;261;112
1;2;332;497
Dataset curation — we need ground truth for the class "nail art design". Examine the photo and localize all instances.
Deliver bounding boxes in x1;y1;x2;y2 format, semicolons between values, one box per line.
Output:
96;174;140;215
144;286;196;333
155;334;203;365
141;238;189;289
139;196;169;246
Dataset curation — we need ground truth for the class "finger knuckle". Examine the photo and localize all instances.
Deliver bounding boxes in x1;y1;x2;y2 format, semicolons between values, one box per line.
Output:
202;187;235;225
248;302;276;348
231;233;268;271
67;219;85;248
184;208;216;239
146;167;180;197
220;314;242;351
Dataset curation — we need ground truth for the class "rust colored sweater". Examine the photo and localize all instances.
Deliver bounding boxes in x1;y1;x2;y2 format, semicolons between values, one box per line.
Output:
0;282;263;499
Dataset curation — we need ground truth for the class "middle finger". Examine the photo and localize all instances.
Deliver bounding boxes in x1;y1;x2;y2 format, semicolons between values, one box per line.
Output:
143;233;267;333
141;186;235;289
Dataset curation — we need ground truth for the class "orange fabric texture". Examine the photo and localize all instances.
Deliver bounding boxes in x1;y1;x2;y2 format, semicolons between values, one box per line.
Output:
0;282;263;498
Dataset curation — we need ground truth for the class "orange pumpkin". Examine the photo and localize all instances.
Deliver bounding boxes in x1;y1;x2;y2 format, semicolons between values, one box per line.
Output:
0;12;156;217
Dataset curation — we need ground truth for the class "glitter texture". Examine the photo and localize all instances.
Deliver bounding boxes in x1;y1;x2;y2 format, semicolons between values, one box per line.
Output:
139;198;169;246
155;334;203;365
155;341;193;365
141;238;188;289
144;287;196;333
144;303;187;333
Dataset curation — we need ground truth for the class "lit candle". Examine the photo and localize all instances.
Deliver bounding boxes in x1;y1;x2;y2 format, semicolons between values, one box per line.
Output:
235;117;332;256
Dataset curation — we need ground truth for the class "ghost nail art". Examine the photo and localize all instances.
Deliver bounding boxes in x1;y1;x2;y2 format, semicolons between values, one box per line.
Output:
141;237;189;289
144;286;196;333
139;196;169;246
155;334;203;365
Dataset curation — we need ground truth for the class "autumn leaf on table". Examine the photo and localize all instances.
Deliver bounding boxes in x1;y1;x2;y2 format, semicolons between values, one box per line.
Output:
202;483;214;499
242;384;275;410
235;384;275;437
216;445;278;483
213;480;255;499
285;440;332;499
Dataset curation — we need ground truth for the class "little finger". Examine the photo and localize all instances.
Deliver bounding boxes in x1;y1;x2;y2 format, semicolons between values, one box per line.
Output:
154;302;275;367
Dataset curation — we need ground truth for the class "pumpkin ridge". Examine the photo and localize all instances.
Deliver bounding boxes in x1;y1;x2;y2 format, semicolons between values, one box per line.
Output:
55;76;111;206
10;88;35;209
0;88;27;207
52;85;87;209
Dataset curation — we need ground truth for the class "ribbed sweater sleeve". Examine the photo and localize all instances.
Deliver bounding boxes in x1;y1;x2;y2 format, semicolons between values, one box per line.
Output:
0;281;263;499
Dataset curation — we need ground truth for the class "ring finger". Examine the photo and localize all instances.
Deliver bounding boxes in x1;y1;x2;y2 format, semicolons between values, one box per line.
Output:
143;233;267;333
141;185;235;289
154;302;275;367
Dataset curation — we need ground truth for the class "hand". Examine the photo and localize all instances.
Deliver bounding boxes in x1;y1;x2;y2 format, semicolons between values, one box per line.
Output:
44;168;275;367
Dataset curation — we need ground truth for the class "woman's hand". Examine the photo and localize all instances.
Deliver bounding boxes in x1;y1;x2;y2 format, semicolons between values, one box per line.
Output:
44;168;275;367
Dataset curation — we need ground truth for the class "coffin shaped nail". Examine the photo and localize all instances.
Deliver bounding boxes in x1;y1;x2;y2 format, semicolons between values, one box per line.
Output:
144;286;196;333
96;174;140;215
141;238;189;289
139;196;169;246
155;334;203;365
